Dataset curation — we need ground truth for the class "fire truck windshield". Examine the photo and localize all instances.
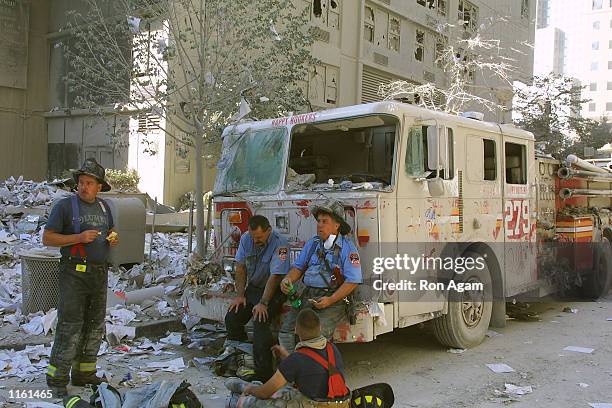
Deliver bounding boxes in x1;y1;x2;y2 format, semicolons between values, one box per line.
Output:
214;127;287;194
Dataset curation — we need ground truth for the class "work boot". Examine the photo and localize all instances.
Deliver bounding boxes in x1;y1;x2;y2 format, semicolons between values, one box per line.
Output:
71;373;107;387
46;374;69;399
48;384;68;399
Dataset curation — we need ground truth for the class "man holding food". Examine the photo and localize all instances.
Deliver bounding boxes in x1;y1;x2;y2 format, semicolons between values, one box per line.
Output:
42;158;118;397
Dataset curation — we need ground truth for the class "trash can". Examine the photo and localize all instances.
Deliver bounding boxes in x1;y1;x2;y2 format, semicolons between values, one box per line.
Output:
20;249;61;314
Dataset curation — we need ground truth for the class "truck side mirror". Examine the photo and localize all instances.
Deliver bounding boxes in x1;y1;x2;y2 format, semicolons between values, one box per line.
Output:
427;178;445;196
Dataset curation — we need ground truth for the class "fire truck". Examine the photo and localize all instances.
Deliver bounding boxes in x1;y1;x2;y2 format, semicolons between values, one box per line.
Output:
201;101;612;349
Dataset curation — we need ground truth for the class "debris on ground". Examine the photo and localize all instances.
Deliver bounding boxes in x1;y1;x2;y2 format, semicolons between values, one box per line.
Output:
486;330;502;337
562;307;578;314
507;302;540;321
563;346;594;354
578;382;590;388
486;363;515;373
447;348;466;354
504;383;533;395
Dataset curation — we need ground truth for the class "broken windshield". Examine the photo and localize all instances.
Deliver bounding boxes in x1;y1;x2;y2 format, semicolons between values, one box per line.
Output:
288;115;398;190
214;127;287;194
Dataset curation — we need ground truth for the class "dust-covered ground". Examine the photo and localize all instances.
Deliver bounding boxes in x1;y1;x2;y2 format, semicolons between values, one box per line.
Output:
1;295;611;408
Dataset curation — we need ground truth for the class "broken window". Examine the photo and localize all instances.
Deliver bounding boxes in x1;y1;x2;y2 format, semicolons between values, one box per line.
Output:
405;126;454;180
388;17;401;52
415;29;425;62
310;0;340;29
458;0;479;32
593;0;603;9
289;115;398;187
521;0;529;19
435;36;447;68
417;0;426;6
505;142;527;185
308;64;339;106
418;0;446;15
437;0;447;16
364;6;375;43
483;139;496;181
215;128;288;194
593;20;601;30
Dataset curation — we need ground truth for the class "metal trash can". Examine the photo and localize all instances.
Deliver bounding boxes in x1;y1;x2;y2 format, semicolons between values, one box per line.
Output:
20;249;61;314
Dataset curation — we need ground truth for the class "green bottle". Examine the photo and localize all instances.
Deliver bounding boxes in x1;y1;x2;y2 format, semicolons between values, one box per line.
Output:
287;282;302;309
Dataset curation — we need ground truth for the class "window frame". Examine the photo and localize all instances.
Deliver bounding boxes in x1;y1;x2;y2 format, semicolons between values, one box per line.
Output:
415;29;425;62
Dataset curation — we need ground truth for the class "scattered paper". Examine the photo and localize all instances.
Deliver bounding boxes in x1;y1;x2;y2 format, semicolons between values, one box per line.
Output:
504;383;532;395
563;346;594;354
42;309;58;335
589;404;612;408
109;307;137;325
578;383;590;388
105;323;136;343
606;318;612;321
25;403;63;408
146;357;185;372
486;363;515;373
447;348;466;354
562;307;578;314
21;316;44;336
160;332;183;346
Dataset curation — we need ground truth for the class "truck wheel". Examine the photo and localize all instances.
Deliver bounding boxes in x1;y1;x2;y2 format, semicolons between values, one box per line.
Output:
432;251;493;349
580;237;612;299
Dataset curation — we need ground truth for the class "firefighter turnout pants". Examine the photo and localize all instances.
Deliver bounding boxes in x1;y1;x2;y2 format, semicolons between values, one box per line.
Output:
47;261;108;386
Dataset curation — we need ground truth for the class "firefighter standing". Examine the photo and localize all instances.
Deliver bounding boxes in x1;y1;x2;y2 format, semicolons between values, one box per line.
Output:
278;199;362;352
43;158;118;397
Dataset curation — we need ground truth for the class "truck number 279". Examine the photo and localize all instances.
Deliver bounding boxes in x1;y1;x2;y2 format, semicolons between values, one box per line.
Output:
504;200;530;239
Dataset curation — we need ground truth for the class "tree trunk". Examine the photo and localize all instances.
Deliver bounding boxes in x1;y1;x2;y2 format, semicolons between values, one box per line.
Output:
194;135;205;257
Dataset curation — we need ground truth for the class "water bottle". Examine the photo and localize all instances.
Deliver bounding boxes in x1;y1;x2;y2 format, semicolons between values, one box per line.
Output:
287;282;302;309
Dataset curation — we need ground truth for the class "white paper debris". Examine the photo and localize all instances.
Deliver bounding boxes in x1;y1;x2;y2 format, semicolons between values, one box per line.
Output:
21;316;44;335
160;332;183;345
589;404;612;408
606;318;612;321
447;348;466;354
563;346;594;354
105;323;136;342
146;357;185;372
42;309;58;335
504;383;532;395
25;403;63;408
486;363;515;373
109;307;137;325
578;383;590;388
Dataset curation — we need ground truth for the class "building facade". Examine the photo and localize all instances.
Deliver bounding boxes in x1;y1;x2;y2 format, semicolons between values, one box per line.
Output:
535;0;612;120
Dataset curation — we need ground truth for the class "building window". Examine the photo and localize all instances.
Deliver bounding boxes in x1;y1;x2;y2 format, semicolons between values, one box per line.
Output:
388;17;401;52
593;20;601;29
593;41;600;50
592;61;599;70
415;29;425;62
607;102;612;111
309;0;341;30
608;61;612;69
590;82;598;91
418;0;447;16
521;0;529;19
458;0;479;32
593;0;603;9
589;103;597;111
607;81;612;90
435;36;447;68
364;6;374;43
307;64;339;106
609;39;612;49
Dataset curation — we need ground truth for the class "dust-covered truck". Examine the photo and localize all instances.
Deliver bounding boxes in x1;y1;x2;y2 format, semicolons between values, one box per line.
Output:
186;101;612;349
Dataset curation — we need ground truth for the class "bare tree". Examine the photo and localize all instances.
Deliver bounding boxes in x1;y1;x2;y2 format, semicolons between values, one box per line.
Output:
379;17;529;117
64;0;315;256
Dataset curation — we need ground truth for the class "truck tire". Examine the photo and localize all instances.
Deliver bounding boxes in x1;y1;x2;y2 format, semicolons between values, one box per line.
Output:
580;237;612;299
432;251;493;349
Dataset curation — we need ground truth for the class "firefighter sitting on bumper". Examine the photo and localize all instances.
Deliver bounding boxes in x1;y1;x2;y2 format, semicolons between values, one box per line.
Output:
227;308;350;408
225;215;290;382
42;158;118;397
279;199;362;352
